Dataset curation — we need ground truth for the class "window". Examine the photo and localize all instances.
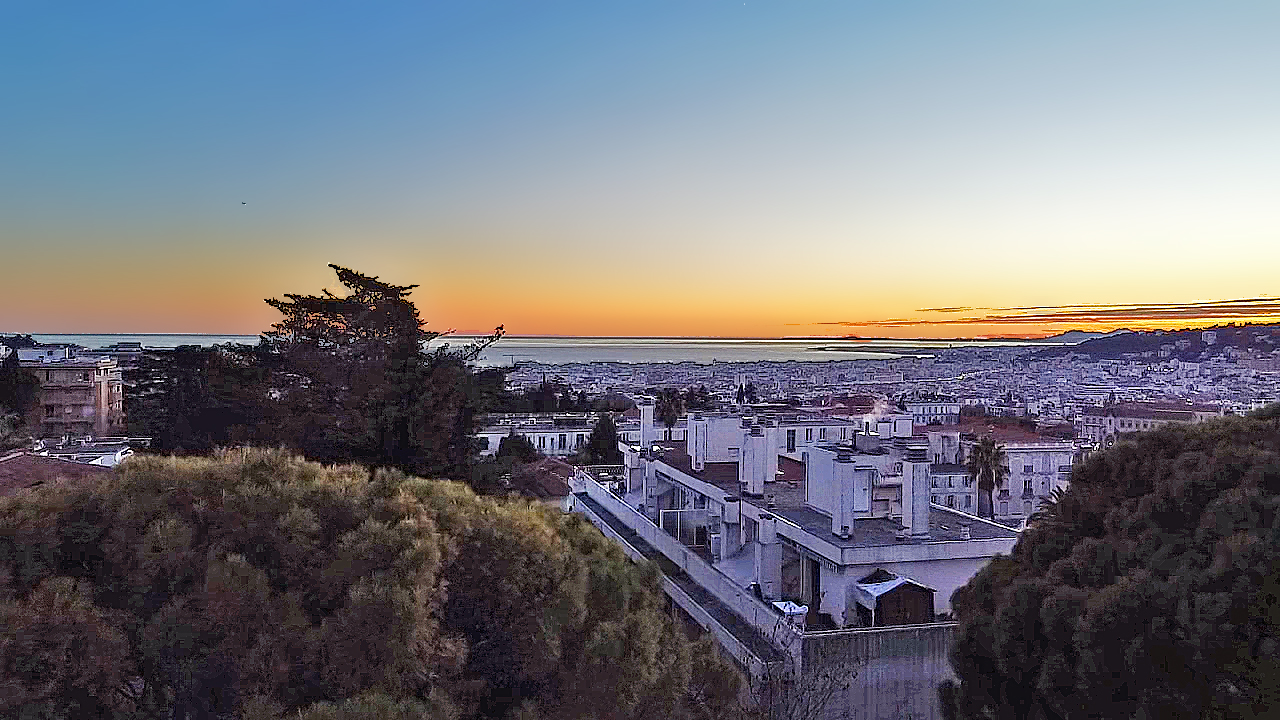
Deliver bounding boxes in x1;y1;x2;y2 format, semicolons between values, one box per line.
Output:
558;434;567;450
693;495;707;509
786;429;796;452
932;476;941;488
840;428;847;439
999;502;1009;515
932;495;939;504
576;433;585;447
946;495;955;508
1023;464;1034;473
1023;500;1033;515
965;496;972;509
947;477;954;488
805;428;813;442
1023;479;1033;495
819;427;826;440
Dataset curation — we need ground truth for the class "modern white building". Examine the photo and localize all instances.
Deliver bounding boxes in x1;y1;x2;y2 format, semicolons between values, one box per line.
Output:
477;413;598;457
567;401;1021;717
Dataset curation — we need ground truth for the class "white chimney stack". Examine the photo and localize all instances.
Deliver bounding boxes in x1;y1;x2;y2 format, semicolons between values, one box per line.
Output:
901;460;931;539
739;425;768;496
639;397;655;451
690;414;708;472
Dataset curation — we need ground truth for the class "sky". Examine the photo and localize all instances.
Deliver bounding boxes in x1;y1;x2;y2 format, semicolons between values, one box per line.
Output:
2;1;1279;338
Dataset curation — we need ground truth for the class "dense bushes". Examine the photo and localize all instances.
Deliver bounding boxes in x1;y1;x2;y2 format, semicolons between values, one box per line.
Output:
943;412;1280;719
0;449;741;719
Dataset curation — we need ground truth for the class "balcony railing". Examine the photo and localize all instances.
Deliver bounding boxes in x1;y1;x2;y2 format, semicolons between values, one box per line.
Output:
572;466;803;651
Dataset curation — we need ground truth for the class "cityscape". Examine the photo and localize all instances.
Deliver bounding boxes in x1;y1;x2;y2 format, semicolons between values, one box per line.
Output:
2;2;1279;719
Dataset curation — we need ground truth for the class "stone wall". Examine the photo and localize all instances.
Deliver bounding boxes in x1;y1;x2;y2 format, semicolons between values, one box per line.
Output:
802;623;955;720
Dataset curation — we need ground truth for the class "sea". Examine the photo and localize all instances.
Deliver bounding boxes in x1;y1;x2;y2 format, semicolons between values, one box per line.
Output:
19;333;1059;366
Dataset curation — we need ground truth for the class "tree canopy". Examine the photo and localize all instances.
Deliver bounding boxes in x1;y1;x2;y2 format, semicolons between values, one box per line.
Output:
580;415;622;465
942;415;1280;720
0;350;39;417
655;389;685;430
127;265;505;484
0;449;743;720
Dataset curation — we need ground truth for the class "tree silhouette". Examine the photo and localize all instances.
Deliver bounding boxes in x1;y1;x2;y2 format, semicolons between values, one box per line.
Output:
965;436;1007;519
943;415;1280;719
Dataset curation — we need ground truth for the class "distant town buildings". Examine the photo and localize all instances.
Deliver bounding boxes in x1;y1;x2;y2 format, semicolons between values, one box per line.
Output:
901;392;960;425
1077;401;1223;447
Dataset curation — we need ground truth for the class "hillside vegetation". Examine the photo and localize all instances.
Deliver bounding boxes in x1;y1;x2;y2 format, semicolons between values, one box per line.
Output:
0;450;742;720
943;408;1280;719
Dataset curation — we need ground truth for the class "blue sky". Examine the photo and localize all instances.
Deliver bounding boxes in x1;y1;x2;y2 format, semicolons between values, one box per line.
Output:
3;1;1279;336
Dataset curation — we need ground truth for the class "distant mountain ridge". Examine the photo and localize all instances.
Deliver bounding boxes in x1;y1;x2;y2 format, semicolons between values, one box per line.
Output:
1035;329;1131;344
1033;323;1280;359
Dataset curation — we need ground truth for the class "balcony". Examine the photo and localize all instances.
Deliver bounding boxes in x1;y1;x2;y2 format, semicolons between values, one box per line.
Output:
571;466;795;676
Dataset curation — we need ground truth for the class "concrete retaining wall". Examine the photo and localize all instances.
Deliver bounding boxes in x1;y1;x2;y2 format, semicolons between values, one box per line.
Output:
802;623;956;720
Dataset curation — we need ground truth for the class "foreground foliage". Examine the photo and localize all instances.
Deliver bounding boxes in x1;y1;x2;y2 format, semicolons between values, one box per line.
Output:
943;411;1280;720
0;450;743;719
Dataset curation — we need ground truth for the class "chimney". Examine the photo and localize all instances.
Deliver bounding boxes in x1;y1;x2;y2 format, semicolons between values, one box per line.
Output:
754;513;782;600
638;397;655;451
901;460;931;539
831;451;855;536
959;524;971;540
690;414;708;472
739;425;767;496
761;422;780;484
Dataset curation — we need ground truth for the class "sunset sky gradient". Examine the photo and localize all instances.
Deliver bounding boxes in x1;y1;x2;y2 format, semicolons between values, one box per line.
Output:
2;1;1279;338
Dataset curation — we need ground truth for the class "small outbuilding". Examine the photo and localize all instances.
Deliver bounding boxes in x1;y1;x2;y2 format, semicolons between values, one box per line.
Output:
849;568;936;627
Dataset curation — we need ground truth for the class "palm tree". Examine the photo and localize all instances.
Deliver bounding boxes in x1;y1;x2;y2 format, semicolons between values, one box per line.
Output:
1028;486;1070;527
965;436;1008;519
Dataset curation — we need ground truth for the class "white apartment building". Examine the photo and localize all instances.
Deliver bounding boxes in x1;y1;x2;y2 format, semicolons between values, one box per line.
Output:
477;414;597;457
567;401;1020;718
902;393;961;425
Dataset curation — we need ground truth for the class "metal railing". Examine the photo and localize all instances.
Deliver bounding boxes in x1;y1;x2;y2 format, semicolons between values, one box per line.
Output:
573;467;803;653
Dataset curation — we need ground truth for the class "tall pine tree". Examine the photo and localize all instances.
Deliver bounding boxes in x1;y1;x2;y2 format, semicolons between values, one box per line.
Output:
262;265;503;479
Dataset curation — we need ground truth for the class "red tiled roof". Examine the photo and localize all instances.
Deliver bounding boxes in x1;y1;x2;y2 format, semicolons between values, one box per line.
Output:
956;422;1064;444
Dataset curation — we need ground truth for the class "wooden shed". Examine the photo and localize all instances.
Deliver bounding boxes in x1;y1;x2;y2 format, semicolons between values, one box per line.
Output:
850;569;936;627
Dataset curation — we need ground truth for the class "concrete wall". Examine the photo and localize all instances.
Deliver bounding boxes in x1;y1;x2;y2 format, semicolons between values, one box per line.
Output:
803;623;956;720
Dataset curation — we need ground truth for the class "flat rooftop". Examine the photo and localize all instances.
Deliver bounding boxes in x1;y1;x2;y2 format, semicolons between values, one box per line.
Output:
650;441;1018;549
773;504;1018;549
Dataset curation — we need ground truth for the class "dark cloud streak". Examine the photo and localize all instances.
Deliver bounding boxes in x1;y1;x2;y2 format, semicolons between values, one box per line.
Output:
816;297;1280;327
